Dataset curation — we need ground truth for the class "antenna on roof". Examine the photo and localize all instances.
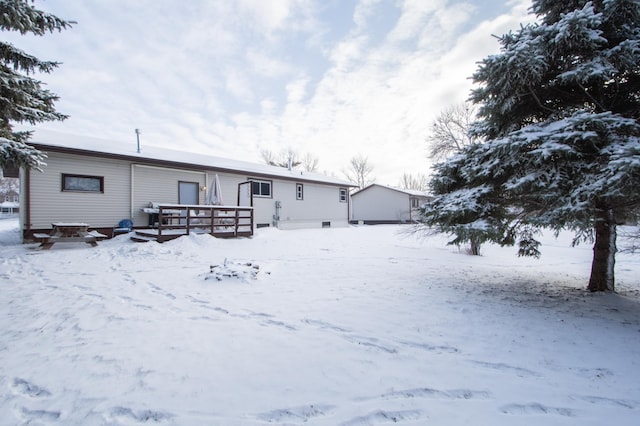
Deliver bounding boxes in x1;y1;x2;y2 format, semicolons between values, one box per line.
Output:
135;128;141;153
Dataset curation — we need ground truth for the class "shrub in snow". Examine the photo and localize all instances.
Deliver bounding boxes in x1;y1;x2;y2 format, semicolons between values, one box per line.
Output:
206;259;262;282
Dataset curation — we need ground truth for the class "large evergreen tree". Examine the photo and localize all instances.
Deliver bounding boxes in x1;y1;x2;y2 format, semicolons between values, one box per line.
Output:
0;0;72;171
421;0;640;291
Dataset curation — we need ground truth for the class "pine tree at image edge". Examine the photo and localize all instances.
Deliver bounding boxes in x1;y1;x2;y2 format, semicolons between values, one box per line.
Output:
0;0;73;171
421;0;640;291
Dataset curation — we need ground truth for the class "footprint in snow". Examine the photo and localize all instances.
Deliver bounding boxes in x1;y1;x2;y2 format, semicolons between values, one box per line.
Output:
301;318;351;333
109;406;174;423
572;395;638;409
147;283;176;300
261;319;297;331
19;407;61;422
340;409;423;425
572;366;614;380
397;339;460;354
380;387;491;400
343;335;397;354
499;402;575;417
470;360;541;377
187;295;210;305
10;378;51;398
256;404;335;423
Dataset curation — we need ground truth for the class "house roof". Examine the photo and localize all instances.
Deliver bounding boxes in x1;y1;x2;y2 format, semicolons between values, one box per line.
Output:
351;183;431;198
27;129;356;187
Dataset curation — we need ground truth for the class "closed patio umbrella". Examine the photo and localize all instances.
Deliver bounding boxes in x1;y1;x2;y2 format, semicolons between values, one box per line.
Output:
206;174;224;205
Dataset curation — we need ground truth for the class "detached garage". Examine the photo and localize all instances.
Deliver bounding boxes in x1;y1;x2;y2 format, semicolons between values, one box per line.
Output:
350;184;432;224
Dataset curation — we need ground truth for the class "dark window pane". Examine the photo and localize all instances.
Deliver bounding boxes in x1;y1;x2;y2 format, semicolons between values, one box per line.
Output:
62;174;103;192
261;182;270;196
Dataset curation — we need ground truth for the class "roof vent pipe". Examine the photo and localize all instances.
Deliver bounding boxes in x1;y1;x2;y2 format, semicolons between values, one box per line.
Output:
135;128;141;153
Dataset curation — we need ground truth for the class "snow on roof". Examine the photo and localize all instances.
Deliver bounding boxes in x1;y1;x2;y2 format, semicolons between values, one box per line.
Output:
28;129;356;187
352;183;431;197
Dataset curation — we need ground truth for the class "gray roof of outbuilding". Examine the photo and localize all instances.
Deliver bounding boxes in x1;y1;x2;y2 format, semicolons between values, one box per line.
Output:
351;183;431;197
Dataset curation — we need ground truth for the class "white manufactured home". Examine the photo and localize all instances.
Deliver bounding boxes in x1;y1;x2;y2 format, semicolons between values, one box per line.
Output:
19;132;356;240
350;184;432;224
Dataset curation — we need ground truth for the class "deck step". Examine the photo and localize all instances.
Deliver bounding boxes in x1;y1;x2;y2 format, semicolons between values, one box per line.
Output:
130;227;251;243
130;230;186;243
130;234;158;243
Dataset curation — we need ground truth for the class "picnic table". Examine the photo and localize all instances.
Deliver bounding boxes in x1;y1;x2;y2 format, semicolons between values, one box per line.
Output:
33;223;107;249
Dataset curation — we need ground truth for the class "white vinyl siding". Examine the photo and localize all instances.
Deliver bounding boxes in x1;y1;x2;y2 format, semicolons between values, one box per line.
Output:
132;165;206;226
271;180;350;230
24;148;353;234
351;185;412;222
28;152;131;229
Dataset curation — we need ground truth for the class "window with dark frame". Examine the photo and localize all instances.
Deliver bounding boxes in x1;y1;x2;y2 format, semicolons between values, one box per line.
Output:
62;174;104;193
251;179;272;197
296;183;303;200
339;188;347;202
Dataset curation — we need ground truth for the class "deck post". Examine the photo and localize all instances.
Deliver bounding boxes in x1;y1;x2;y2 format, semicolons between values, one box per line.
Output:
185;206;191;235
209;207;214;236
235;208;239;237
158;207;163;237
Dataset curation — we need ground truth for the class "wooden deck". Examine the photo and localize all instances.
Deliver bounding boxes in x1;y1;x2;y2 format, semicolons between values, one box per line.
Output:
134;204;253;242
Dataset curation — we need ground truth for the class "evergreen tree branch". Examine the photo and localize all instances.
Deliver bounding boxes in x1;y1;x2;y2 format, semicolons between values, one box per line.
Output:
0;0;73;35
576;80;606;112
0;42;59;73
0;0;72;170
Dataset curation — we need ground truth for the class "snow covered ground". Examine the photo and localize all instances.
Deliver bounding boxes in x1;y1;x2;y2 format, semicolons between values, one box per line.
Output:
1;217;639;425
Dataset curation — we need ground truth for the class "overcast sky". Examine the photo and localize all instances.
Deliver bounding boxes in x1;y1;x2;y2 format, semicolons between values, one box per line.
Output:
9;0;534;185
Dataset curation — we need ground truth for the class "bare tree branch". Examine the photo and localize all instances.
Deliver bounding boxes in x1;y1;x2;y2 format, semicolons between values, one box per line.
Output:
261;148;304;169
343;155;374;189
399;173;429;191
427;102;480;161
300;152;319;172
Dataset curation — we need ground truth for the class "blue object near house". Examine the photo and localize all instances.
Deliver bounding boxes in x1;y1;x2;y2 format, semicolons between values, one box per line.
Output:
114;219;133;235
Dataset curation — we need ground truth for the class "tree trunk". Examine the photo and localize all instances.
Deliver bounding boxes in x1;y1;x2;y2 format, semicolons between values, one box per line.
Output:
469;238;481;256
588;208;616;292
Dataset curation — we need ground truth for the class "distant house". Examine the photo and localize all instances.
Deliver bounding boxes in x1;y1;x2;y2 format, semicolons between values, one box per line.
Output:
0;178;19;215
350;184;432;224
19;131;356;240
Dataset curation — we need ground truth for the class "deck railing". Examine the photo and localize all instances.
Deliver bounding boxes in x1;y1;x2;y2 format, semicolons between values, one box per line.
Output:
156;204;253;238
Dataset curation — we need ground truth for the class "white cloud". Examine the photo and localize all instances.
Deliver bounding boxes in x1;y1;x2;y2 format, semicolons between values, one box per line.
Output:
286;77;310;104
387;0;446;44
237;0;295;32
15;0;535;187
257;0;534;185
352;0;382;30
246;49;293;78
223;67;254;104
